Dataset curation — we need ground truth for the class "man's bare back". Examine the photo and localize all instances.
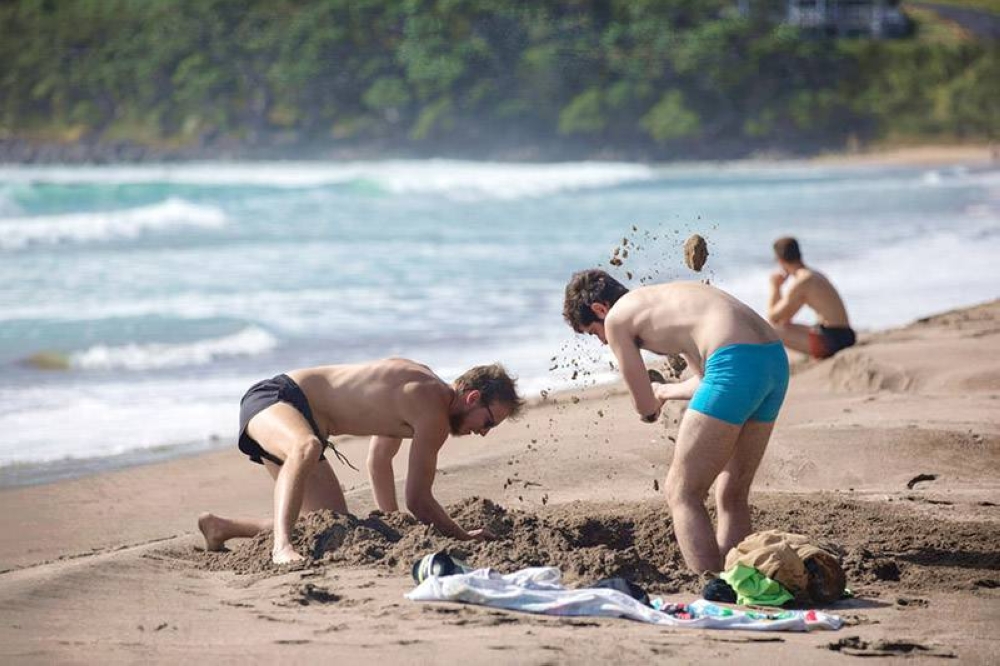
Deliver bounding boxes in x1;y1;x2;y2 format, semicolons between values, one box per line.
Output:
287;359;453;440
607;282;778;371
781;268;850;328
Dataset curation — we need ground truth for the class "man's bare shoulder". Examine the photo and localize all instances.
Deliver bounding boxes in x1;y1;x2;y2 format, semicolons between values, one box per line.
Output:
790;269;819;289
375;357;437;377
381;359;450;401
399;379;452;435
797;269;842;297
610;281;694;316
610;282;666;310
605;291;642;327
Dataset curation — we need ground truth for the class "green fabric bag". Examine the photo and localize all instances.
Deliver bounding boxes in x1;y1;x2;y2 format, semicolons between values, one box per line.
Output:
719;563;794;606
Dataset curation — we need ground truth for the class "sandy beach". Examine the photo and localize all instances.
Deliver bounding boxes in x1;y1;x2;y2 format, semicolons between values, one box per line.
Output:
3;0;999;654
0;296;997;664
810;143;998;167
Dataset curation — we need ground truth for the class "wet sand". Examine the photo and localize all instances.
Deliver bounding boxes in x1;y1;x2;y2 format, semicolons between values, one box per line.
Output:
1;300;999;663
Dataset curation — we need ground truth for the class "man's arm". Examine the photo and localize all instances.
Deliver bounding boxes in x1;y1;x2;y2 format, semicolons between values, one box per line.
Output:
398;400;496;541
606;317;662;421
768;275;808;325
404;422;480;540
366;436;402;513
651;353;702;401
654;374;701;401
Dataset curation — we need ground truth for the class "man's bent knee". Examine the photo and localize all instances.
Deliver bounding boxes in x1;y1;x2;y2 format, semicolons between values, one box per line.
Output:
285;436;323;465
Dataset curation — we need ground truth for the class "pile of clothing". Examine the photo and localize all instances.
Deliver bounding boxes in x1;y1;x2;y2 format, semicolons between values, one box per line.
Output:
707;529;847;607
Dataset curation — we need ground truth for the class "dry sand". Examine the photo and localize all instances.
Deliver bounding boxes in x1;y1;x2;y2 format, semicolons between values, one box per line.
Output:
1;300;999;664
811;143;998;167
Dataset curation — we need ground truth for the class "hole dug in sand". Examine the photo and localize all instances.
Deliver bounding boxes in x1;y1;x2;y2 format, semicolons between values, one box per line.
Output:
192;494;1000;603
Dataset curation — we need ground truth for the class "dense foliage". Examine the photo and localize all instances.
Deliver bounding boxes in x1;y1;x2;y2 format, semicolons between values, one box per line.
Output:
0;0;996;158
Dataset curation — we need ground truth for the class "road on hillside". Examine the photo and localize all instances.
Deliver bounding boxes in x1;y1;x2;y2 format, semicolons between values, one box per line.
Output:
907;1;1000;40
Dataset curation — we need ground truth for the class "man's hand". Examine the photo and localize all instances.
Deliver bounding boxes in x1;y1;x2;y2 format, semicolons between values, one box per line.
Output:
653;383;673;402
770;271;788;289
653;374;701;402
467;527;497;542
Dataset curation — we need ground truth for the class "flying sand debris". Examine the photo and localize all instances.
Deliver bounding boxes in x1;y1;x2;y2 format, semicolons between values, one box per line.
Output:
684;234;709;271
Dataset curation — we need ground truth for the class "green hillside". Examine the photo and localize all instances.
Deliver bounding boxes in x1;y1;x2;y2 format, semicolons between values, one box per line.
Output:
0;0;996;159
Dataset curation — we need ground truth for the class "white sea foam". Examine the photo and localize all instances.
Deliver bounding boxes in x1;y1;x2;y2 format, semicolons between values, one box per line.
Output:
0;287;381;330
0;376;246;467
0;197;226;249
644;167;1000;212
0;281;532;337
0;331;583;469
0;160;656;200
69;326;277;371
3;161;996;203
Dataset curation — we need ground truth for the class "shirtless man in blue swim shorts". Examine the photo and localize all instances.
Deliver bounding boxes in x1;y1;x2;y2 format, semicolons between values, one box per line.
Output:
198;359;524;564
768;236;856;359
563;270;788;574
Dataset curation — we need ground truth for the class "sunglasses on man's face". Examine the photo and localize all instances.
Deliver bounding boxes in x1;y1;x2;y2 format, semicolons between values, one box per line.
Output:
482;401;497;430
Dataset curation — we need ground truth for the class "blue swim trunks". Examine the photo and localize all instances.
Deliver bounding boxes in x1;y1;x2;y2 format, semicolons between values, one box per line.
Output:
689;341;789;425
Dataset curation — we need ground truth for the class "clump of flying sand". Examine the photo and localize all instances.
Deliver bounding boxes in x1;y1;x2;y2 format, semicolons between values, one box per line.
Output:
683;234;709;271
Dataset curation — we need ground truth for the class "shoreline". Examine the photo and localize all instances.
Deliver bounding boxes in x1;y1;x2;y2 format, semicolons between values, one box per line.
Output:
0;138;994;168
808;142;998;167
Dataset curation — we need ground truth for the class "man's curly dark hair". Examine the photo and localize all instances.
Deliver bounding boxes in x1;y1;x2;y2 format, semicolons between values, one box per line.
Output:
562;269;630;333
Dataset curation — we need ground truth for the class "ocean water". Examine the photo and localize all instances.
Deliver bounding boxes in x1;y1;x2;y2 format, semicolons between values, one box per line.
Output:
1;159;998;486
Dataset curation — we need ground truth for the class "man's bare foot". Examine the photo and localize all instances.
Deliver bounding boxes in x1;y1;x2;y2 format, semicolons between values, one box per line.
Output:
272;544;305;565
197;512;228;551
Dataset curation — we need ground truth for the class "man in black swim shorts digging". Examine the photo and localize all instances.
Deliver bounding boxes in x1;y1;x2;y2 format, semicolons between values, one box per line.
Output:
767;236;857;359
198;359;524;564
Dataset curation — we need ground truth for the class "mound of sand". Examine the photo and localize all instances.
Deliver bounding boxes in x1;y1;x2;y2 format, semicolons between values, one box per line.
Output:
198;498;696;591
194;495;999;597
823;351;913;393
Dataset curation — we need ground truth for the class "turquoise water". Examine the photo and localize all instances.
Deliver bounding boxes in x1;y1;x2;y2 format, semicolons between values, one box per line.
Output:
1;159;997;485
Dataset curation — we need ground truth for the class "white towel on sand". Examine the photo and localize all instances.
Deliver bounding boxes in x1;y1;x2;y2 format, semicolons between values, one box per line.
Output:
406;566;842;631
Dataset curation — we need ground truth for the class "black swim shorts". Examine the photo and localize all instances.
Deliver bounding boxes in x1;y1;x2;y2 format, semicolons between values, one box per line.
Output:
808;325;857;359
237;374;326;466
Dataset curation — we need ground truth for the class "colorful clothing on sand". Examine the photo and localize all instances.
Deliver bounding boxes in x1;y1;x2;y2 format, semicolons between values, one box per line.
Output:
407;566;843;631
719;563;794;607
724;529;847;604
